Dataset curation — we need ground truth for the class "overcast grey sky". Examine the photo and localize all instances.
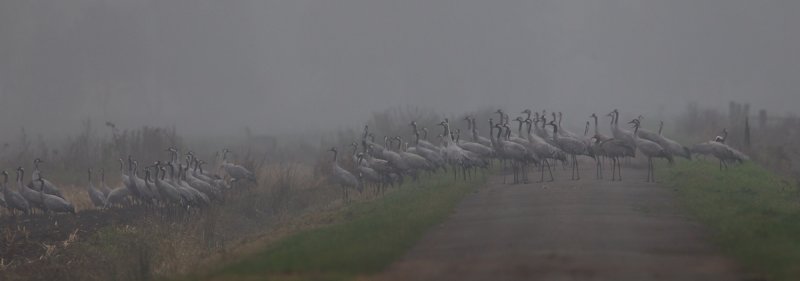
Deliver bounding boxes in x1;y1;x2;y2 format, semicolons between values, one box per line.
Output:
0;0;797;138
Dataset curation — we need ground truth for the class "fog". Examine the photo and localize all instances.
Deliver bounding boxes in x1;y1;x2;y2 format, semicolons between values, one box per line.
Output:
1;0;798;139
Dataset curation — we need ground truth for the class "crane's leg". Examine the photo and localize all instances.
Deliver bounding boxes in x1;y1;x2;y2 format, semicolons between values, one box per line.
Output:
512;161;517;184
610;157;616;181
597;157;603;179
575;155;579;180
651;158;656;182
540;159;547;182
523;163;529;184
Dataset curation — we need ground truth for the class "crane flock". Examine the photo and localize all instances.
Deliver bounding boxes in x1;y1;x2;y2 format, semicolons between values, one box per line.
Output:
326;108;750;201
0;108;750;218
0;147;256;219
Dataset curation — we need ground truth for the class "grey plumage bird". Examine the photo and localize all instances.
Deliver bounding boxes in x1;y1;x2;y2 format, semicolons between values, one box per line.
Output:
596;138;635;181
104;186;131;208
2;170;29;215
630;119;673;182
609;110;637;155
153;163;185;207
548;121;593;180
37;178;76;215
691;141;748;170
99;168;112;197
523;119;565;182
31;158;64;199
87;168;107;208
713;128;728;143
468;116;493;147
221;149;258;183
17;168;45;213
489;120;533;184
634;118;691;160
329;147;361;202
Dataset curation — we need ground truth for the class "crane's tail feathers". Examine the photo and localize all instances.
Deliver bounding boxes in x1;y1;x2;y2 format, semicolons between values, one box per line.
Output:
666;153;675;164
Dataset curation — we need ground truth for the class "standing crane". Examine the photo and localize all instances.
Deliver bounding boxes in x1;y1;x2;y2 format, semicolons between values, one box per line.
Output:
595;138;635;181
609;110;637;155
524;119;564;182
328;147;361;202
87;168;107;208
547;121;593;180
629;119;673;182
31;159;64;199
221;149;258;183
37;178;76;216
2;170;29;216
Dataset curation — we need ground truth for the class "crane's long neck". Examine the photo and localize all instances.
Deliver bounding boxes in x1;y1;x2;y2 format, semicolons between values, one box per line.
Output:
526;121;533;139
658;122;664;135
551;124;558;142
517;121;523;136
444;123;455;144
488;120;494;141
489;122;495;145
593;116;599;135
471;119;479;141
584;122;590;136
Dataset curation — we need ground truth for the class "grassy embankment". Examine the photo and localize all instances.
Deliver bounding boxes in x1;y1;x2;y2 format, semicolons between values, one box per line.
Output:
201;171;488;281
666;160;800;280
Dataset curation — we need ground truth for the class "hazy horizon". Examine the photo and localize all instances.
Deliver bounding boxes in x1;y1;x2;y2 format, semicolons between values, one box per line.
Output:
1;0;798;140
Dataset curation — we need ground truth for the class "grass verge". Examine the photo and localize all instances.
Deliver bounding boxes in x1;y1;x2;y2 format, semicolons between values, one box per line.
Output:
201;172;488;281
666;161;800;280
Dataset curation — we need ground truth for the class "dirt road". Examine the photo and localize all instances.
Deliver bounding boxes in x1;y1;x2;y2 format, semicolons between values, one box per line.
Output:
373;165;749;281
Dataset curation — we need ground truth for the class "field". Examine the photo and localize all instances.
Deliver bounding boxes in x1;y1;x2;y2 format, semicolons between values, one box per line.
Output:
205;171;488;280
0;163;345;281
665;160;800;280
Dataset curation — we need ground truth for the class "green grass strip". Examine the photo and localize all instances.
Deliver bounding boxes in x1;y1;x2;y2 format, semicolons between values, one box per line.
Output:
666;160;800;280
208;172;487;281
